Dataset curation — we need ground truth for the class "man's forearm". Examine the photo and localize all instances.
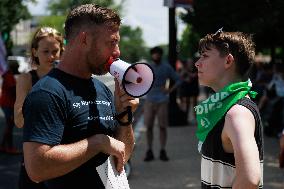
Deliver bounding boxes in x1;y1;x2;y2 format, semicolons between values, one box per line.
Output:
24;135;105;182
115;125;135;161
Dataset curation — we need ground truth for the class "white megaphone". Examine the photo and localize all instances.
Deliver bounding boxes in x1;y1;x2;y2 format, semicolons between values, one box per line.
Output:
106;58;155;98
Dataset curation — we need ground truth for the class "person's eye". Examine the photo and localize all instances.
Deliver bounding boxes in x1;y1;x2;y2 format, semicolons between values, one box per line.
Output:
52;49;59;55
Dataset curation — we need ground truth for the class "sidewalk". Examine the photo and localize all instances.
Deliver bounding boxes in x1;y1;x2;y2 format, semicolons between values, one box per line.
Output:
129;120;201;189
0;111;22;189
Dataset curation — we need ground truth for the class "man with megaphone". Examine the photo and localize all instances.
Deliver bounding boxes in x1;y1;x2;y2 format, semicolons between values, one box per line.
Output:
21;4;139;189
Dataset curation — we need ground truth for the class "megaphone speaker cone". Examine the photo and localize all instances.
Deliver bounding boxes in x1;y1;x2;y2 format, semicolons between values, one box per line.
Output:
122;63;154;98
108;58;155;98
137;77;143;83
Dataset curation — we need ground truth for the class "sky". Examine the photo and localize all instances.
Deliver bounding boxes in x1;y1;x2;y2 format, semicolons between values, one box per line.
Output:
26;0;186;47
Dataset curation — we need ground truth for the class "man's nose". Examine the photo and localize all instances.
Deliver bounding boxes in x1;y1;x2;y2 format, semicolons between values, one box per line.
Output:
112;46;120;60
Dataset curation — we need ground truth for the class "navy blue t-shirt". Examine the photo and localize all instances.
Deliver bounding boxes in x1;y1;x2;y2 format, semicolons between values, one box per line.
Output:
23;68;118;189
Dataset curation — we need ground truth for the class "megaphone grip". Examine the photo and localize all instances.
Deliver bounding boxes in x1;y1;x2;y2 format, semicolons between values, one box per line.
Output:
115;106;133;126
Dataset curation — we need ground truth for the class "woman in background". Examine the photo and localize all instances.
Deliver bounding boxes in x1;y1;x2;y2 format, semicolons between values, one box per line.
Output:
14;26;64;189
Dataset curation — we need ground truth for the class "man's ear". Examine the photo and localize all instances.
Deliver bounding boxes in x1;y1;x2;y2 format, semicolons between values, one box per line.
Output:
78;31;87;46
225;53;234;69
78;31;94;50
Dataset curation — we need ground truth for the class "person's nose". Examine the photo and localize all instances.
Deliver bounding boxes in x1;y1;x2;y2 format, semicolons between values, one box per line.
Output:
195;59;201;68
48;53;56;61
112;46;120;60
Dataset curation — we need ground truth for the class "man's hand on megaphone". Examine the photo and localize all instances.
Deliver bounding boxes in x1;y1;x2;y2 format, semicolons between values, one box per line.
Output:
114;78;139;124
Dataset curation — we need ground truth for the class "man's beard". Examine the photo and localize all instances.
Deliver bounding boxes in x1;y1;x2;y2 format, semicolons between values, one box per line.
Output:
88;60;108;76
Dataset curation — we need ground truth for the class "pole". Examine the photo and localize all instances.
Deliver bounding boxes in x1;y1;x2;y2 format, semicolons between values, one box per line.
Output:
169;7;177;66
168;7;188;126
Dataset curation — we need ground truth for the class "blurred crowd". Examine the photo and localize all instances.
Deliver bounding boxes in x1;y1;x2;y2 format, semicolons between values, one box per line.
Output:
250;61;284;138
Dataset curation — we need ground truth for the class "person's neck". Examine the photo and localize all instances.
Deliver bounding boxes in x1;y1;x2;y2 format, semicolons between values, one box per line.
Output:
211;75;242;92
58;50;92;79
36;66;52;78
153;59;161;64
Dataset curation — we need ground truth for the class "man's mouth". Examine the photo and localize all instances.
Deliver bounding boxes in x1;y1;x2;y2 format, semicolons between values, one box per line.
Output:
105;57;114;71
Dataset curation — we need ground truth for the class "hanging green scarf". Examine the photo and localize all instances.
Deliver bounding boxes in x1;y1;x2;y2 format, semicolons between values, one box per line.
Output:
194;80;257;151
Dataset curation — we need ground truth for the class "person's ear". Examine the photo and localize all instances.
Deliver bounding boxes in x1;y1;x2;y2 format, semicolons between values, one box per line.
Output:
32;48;38;57
225;53;234;68
78;31;87;46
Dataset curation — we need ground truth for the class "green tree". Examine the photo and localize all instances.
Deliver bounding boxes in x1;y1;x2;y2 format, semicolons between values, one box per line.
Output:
42;0;147;63
38;15;66;34
47;0;124;16
178;24;200;61
182;0;271;35
119;26;147;62
180;0;284;60
43;0;120;31
43;0;124;34
0;0;34;55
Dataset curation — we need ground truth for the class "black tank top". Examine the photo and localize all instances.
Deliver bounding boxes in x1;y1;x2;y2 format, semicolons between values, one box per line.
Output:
201;97;264;188
29;70;40;86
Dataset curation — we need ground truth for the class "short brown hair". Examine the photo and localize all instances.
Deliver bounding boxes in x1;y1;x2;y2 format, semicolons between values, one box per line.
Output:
198;31;255;78
64;4;121;41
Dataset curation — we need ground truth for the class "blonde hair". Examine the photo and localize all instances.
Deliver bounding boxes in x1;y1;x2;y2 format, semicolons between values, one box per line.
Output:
30;27;64;65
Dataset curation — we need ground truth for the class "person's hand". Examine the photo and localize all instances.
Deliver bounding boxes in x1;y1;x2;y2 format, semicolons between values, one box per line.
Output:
96;134;126;173
279;133;284;168
114;79;139;121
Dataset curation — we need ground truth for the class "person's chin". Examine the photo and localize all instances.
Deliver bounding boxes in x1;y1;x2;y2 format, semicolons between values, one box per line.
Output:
101;68;109;75
199;80;206;86
95;70;108;76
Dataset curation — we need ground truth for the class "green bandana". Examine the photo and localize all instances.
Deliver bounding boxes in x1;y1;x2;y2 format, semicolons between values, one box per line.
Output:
194;80;257;151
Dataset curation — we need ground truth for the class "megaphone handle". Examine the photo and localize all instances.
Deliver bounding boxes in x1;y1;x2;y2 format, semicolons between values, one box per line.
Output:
126;106;132;122
115;106;133;126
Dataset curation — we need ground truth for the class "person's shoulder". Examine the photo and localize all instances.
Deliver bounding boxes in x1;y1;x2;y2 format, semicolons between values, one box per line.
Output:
17;72;32;85
147;61;155;68
225;103;255;131
30;70;63;94
227;103;251;117
18;71;32;78
92;76;111;92
92;76;104;84
159;61;171;69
